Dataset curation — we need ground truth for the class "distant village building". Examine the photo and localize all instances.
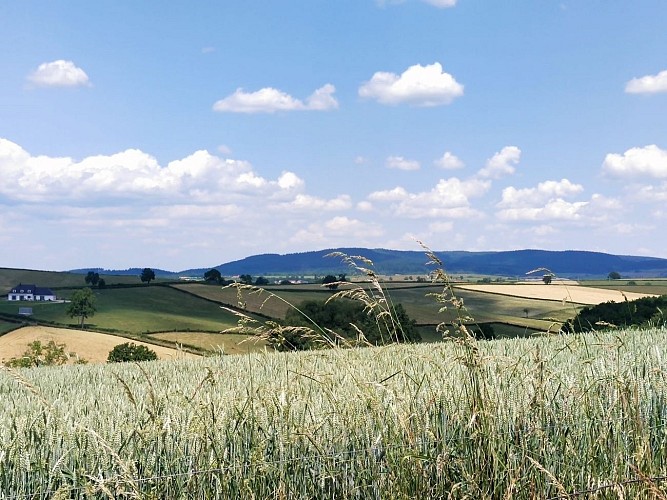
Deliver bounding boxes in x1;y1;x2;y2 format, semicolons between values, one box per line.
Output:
7;284;56;301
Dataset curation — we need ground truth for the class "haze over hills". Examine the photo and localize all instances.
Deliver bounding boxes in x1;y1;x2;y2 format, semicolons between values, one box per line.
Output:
70;248;667;280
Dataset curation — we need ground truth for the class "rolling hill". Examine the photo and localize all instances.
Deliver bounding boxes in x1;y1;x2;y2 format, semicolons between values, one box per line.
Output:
62;248;667;280
183;248;667;279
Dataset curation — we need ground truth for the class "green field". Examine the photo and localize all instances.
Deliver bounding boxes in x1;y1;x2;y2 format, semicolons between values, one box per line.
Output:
3;326;667;497
0;285;243;334
4;268;655;353
0;319;21;335
177;282;578;334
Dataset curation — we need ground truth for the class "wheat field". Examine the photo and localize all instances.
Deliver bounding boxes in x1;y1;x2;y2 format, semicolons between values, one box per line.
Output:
3;326;667;498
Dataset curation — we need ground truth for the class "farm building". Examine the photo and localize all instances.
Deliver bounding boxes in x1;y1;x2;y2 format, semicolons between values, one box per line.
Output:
7;283;56;301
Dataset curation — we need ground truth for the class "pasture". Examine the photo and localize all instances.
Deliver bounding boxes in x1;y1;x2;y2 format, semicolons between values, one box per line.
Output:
3;326;667;497
0;285;243;334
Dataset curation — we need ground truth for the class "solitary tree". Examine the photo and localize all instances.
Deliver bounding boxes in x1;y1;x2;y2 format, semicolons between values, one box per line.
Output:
204;268;222;283
140;268;156;285
608;271;622;280
239;274;253;285
255;276;269;286
66;288;97;328
85;271;100;287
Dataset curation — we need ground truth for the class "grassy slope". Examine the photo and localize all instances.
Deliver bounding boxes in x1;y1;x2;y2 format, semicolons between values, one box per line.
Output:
0;286;241;334
0;319;21;335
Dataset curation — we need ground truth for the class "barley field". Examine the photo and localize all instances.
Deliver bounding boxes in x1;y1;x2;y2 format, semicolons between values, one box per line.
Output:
3;327;667;498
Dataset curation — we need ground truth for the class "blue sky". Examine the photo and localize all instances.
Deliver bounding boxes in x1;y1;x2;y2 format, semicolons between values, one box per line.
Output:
1;1;666;271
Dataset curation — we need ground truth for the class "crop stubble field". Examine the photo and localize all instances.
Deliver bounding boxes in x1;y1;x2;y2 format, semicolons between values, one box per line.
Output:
0;326;198;364
456;283;657;305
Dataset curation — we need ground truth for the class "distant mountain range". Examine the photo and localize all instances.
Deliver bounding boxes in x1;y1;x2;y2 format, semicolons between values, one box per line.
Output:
70;248;667;279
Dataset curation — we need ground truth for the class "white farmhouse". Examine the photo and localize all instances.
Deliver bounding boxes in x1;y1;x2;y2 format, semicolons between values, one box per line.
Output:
8;283;56;301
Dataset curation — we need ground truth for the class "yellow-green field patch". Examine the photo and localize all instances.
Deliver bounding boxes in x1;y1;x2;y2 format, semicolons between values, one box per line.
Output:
455;283;657;305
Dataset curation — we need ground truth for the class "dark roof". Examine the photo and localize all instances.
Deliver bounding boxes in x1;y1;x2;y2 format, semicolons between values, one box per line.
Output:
10;283;55;295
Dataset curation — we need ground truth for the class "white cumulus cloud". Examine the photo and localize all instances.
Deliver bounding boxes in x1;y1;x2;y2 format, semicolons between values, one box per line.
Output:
386;156;420;171
625;70;667;94
478;146;521;179
359;62;463;106
497;199;588;221
495;178;597;222
368;186;409;201
498;179;584;208
368;177;489;219
602;145;667;178
213;84;338;113
434;151;464;169
27;60;91;87
276;194;352;212
634;182;667;202
0;138;306;203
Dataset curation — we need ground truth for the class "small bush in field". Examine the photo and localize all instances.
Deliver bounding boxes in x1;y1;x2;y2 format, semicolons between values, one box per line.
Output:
4;340;86;367
107;342;158;363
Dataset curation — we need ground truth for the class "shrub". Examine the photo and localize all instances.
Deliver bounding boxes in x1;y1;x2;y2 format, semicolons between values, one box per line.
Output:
4;340;86;367
107;342;158;363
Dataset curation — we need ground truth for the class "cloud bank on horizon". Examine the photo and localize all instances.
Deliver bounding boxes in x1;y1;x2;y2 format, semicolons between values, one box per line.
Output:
1;1;666;270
